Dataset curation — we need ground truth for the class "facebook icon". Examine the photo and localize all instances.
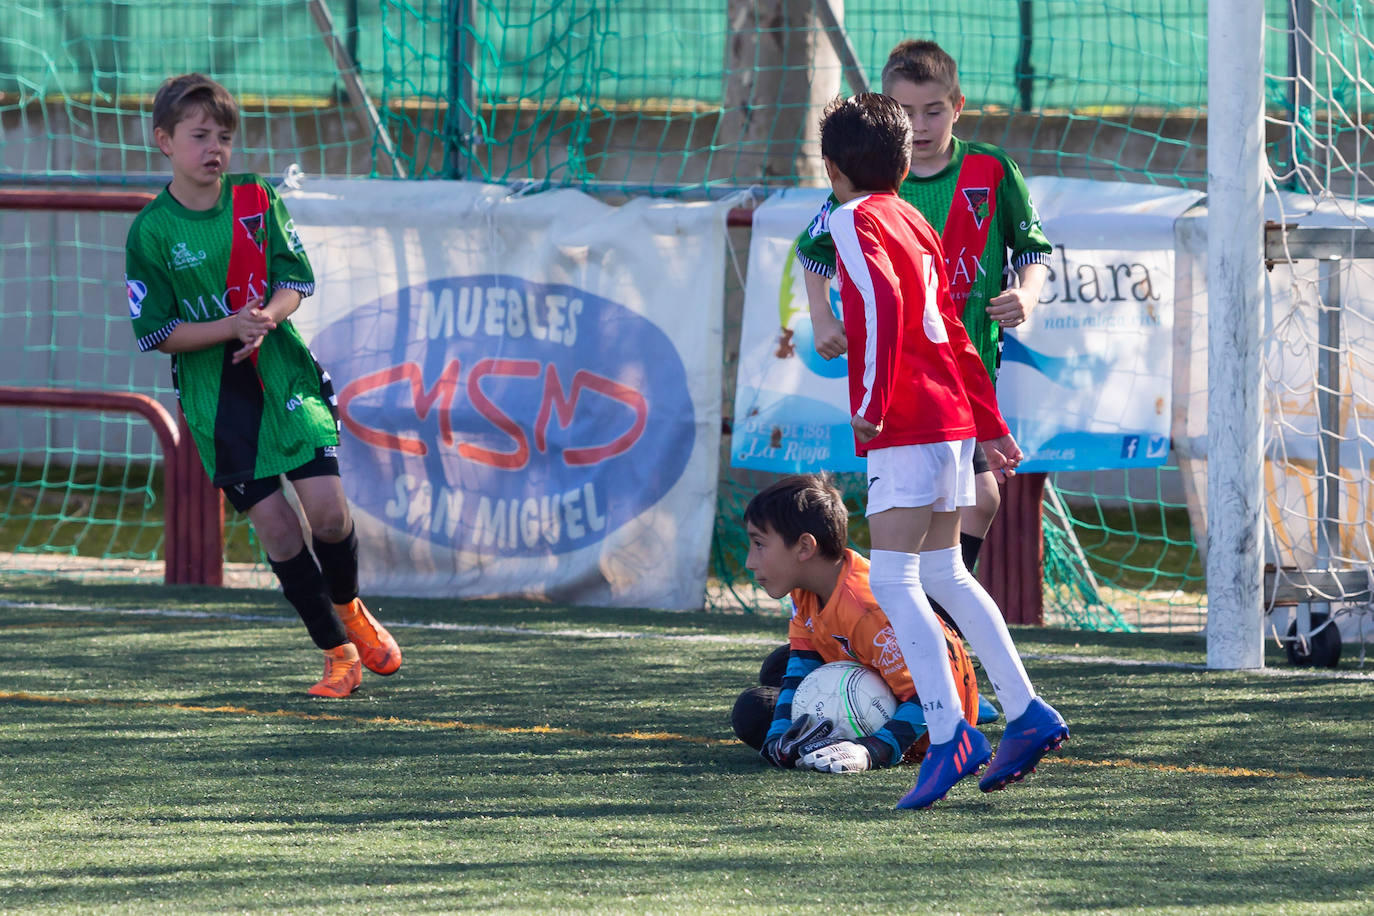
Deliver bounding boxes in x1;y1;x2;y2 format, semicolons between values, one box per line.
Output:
1121;435;1140;459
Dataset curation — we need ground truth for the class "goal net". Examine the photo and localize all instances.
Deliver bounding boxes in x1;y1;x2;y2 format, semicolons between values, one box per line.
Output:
1260;0;1374;655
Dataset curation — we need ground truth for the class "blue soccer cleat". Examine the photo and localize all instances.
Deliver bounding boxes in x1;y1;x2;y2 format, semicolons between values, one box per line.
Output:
978;697;1069;793
895;720;991;810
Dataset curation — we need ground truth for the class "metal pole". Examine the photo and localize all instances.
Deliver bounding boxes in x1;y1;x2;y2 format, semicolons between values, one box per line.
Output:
445;0;477;179
1315;257;1342;567
1206;0;1267;669
811;0;869;95
346;0;360;70
307;0;407;178
1016;0;1035;112
1295;254;1343;649
1286;0;1315;189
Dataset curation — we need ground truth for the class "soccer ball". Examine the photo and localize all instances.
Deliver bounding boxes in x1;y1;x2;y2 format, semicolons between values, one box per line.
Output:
791;661;897;740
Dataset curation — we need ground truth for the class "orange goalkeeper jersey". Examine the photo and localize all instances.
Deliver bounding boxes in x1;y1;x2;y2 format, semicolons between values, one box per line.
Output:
788;548;978;720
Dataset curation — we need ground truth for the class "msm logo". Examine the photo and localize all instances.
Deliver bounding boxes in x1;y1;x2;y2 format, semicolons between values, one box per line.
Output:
311;275;694;557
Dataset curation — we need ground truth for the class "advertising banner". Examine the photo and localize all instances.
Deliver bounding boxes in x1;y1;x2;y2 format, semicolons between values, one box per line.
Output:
731;188;860;473
284;181;727;609
1002;177;1203;471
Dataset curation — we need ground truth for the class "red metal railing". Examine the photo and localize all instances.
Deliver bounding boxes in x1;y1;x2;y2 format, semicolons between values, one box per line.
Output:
0;188;161;212
0;387;224;585
979;473;1046;625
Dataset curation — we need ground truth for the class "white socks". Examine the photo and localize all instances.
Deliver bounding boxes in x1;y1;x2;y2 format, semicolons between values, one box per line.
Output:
868;549;966;743
919;545;1035;722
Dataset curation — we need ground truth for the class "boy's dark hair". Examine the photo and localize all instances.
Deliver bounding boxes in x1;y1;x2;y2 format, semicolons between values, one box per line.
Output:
152;73;239;137
880;39;961;100
744;474;848;561
819;93;912;193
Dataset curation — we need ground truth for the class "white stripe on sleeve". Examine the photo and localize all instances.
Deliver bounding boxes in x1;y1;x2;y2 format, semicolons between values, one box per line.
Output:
829;197;879;419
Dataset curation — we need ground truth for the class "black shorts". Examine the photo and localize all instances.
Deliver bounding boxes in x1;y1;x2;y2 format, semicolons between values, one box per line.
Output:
972;441;990;476
222;448;340;513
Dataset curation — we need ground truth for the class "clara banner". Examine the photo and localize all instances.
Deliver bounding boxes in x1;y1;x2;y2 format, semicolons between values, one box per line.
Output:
1000;177;1203;471
284;181;727;609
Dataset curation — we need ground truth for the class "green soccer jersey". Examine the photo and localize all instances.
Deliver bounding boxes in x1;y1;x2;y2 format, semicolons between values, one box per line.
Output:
795;138;1052;380
125;174;339;487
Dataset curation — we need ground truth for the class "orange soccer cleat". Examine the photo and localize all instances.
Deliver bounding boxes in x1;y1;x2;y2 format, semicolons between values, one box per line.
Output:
335;598;402;676
307;643;362;698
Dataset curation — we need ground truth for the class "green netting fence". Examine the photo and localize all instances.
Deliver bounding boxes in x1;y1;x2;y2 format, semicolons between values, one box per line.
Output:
2;0;1370;631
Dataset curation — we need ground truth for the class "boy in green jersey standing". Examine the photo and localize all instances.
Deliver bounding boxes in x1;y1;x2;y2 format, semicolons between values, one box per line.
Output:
794;40;1052;599
125;73;402;697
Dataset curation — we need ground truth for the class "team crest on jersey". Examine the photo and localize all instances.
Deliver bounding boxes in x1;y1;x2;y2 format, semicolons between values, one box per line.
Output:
239;212;268;251
830;634;857;660
806;199;833;239
873;625;904;670
125;275;147;319
284;217;305;253
962;187;991;229
168;241;206;271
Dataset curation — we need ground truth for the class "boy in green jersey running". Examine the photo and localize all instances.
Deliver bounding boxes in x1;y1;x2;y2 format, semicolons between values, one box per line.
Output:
125;73;402;697
793;40;1052;605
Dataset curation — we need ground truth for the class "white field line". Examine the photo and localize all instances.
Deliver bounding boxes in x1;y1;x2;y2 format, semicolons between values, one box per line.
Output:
3;599;1373;680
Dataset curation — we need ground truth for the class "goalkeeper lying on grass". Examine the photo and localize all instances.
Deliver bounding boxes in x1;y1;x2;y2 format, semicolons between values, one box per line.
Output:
732;474;997;773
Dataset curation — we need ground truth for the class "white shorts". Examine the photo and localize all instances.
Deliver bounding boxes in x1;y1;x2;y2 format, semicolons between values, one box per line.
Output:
865;438;977;515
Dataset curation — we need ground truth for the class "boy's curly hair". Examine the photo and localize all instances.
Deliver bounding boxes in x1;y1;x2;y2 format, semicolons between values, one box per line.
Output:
818;92;912;193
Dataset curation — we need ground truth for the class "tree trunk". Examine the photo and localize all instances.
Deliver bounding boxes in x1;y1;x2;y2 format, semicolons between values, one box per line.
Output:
719;0;841;186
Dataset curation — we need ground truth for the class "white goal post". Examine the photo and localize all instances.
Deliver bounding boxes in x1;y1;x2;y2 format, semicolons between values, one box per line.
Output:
1206;0;1268;669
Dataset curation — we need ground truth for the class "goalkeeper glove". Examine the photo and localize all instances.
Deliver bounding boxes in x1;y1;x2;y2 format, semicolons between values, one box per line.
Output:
799;739;872;774
760;714;834;768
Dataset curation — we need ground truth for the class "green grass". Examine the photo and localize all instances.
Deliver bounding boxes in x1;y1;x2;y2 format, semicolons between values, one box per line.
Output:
1;581;1371;913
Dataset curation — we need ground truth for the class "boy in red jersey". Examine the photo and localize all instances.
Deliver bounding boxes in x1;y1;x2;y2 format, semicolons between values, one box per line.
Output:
817;93;1066;809
796;41;1052;602
125;74;402;697
731;474;983;773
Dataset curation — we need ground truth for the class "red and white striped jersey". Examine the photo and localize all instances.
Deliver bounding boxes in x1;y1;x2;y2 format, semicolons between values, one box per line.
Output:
829;191;1008;456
